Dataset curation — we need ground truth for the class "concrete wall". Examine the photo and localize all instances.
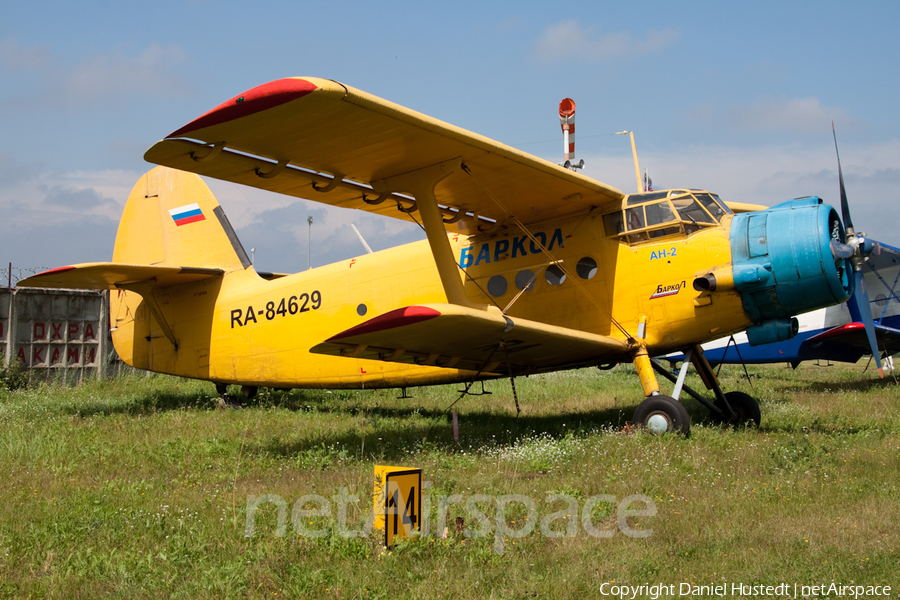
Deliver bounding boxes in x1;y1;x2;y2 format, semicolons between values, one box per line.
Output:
1;287;114;383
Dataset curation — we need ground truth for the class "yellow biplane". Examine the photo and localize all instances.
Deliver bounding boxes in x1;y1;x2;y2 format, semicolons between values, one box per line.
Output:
20;77;861;435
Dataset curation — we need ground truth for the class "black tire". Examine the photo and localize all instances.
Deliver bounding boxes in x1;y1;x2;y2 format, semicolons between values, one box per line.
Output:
633;395;691;436
712;391;761;427
215;383;228;396
240;385;259;401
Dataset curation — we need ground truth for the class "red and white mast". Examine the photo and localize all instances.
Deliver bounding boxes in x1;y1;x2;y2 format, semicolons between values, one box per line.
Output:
559;98;584;171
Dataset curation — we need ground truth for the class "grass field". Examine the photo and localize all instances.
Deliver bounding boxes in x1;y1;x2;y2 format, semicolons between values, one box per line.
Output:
0;361;898;599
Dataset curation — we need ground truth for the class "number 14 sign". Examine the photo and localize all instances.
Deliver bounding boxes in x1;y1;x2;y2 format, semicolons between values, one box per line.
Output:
373;466;422;546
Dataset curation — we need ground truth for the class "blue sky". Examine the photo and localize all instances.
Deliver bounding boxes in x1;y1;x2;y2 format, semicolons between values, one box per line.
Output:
2;0;900;276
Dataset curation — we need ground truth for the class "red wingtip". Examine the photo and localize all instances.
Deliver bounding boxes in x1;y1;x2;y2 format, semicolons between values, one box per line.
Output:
329;306;441;340
168;78;318;138
34;266;76;277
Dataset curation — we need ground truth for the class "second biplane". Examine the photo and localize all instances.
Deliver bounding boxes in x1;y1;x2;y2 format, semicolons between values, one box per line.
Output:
20;77;869;435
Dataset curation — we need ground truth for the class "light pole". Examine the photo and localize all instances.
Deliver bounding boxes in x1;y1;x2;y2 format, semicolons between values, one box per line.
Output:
615;131;643;193
307;216;313;270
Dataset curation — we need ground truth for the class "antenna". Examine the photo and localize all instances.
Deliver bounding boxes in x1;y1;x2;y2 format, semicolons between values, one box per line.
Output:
615;130;643;192
559;98;584;171
351;224;374;254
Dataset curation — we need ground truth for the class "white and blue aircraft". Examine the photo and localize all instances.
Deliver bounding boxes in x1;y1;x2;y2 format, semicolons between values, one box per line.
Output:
700;241;900;369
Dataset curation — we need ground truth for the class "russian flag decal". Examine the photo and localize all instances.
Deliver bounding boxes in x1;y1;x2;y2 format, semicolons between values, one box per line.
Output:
169;203;206;226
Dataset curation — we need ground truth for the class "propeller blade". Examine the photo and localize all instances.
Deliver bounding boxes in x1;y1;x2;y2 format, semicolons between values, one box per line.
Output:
847;270;883;378
831;124;880;377
832;122;854;232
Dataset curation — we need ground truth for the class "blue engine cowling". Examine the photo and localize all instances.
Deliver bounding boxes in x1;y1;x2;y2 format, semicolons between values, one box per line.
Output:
730;197;851;337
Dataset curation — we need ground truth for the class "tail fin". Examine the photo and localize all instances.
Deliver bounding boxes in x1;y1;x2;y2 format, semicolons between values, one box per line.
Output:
113;166;251;271
18;166;249;377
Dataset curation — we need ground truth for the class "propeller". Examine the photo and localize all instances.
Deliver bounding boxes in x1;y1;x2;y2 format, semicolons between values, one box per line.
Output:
832;122;884;378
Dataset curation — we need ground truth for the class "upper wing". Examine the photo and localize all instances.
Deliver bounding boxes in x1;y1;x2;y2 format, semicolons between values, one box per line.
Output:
144;77;624;231
310;303;631;374
866;240;900;272
17;263;223;290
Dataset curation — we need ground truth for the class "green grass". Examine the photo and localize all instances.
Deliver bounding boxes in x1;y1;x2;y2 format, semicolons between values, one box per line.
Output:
0;362;898;598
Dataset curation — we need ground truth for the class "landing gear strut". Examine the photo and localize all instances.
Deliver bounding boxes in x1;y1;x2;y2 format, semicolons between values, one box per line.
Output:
649;345;761;428
632;348;692;436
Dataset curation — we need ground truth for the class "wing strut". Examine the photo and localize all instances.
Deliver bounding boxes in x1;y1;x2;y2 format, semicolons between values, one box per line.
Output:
372;158;491;312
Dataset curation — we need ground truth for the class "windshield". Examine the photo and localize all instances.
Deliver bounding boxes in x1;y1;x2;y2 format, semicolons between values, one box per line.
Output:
604;190;726;243
695;193;728;219
671;196;715;224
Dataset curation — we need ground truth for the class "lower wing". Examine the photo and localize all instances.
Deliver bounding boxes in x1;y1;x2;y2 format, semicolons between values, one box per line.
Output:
310;303;631;375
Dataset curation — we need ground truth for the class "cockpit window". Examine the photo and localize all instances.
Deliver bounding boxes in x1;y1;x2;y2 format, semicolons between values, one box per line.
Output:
603;211;624;235
711;194;733;215
604;190;725;243
671;196;715;224
625;207;645;230
695;193;727;220
627;191;670;205
645;201;676;226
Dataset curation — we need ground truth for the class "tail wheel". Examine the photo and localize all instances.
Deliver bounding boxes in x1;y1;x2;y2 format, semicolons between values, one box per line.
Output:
633;395;691;436
713;391;761;427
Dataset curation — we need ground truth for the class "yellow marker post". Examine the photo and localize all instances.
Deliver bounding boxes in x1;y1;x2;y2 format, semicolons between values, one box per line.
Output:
374;465;422;546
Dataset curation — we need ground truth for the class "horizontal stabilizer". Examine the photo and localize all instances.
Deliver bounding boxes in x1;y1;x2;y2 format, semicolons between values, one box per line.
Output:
310;304;630;374
17;263;224;290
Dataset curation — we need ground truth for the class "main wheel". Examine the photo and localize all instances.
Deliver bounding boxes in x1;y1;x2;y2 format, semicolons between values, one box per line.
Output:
633;395;691;436
712;391;761;427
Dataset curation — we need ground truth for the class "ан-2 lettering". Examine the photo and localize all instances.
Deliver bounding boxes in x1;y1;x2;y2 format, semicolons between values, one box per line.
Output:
650;247;677;261
230;291;322;328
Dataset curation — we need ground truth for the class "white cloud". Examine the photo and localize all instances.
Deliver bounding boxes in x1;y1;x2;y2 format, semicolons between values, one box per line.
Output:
0;167;131;268
0;37;192;107
62;42;190;103
1;167;133;213
204;181;425;272
579;140;900;244
687;96;857;136
0;37;51;71
533;20;678;63
0;152;44;187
